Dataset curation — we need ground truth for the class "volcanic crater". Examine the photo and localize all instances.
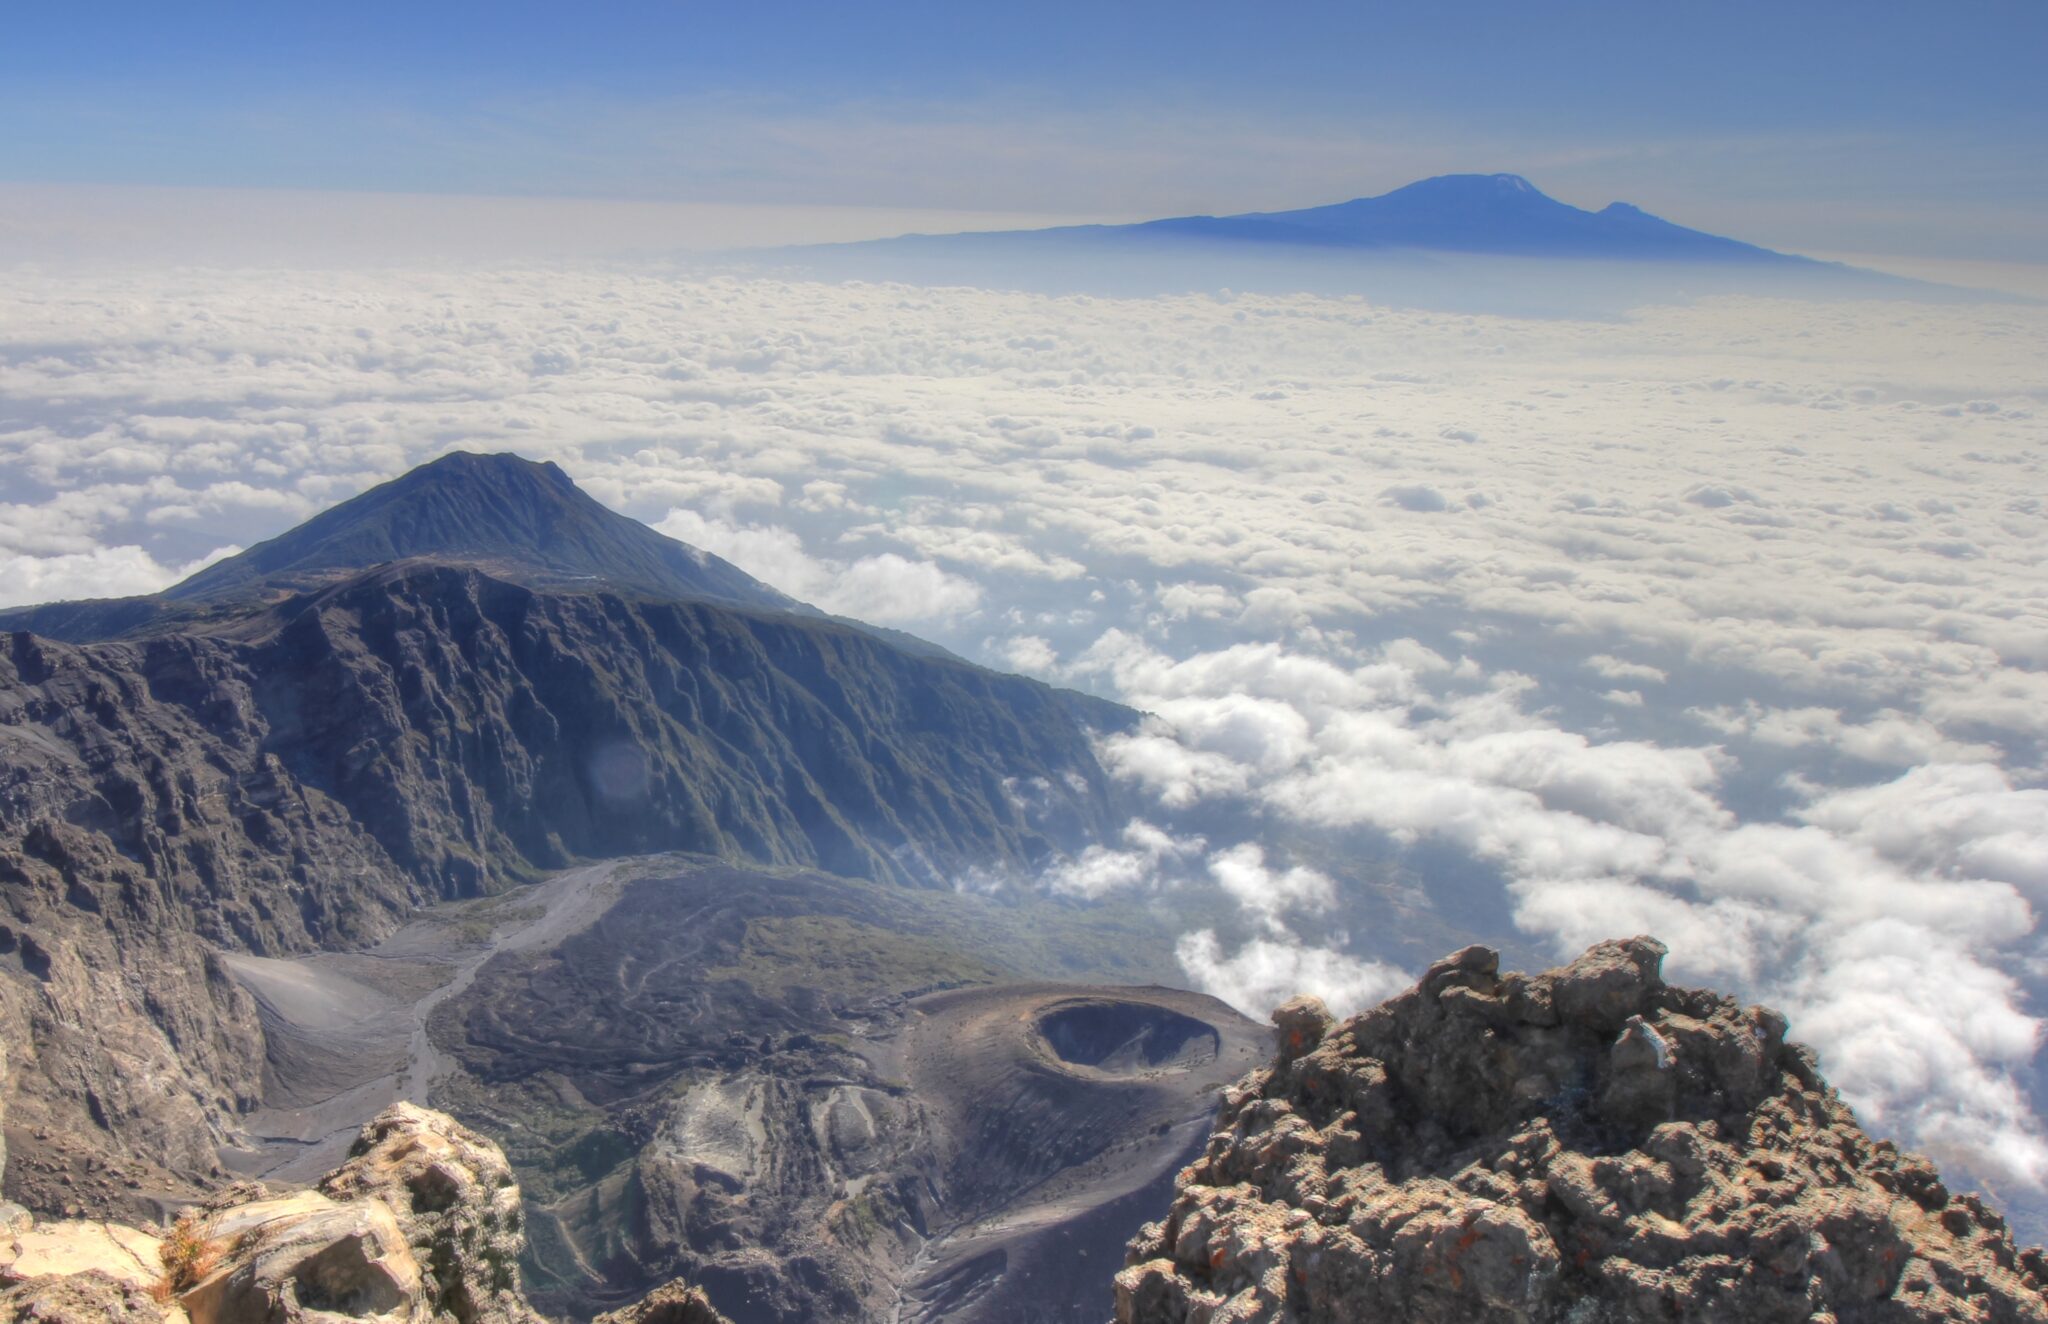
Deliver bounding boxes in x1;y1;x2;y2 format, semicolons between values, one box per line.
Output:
1034;999;1222;1076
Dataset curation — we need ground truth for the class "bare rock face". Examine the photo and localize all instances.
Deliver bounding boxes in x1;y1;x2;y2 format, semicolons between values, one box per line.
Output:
162;1104;545;1324
0;1207;178;1322
1116;937;2048;1323
0;1041;25;1235
316;1104;537;1324
175;1189;425;1324
0;1216;164;1292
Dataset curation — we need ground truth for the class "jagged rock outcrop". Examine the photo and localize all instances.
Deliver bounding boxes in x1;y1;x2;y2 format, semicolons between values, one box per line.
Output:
174;1188;427;1324
316;1104;535;1324
1116;938;2048;1323
0;1104;719;1323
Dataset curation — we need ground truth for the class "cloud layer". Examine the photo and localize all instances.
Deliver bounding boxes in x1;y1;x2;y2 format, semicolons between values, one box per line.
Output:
0;262;2043;1191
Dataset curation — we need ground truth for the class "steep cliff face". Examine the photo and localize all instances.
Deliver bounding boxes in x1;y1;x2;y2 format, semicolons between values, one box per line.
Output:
243;563;1127;894
0;564;1131;1218
1117;939;2048;1323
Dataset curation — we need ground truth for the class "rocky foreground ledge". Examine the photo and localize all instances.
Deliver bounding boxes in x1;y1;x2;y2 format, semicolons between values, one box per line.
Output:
0;1102;729;1324
1117;937;2048;1323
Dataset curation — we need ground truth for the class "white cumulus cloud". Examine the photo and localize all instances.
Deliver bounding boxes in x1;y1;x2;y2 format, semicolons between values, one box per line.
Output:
1176;930;1411;1021
653;507;980;625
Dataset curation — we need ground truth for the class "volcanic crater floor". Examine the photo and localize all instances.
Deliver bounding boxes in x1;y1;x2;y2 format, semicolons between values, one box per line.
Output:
213;856;1261;1323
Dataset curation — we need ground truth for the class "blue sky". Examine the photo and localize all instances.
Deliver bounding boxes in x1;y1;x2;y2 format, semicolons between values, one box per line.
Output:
3;1;2046;259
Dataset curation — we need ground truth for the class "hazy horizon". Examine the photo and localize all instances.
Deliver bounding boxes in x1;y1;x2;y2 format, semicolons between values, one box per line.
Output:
5;2;2045;263
5;177;2048;303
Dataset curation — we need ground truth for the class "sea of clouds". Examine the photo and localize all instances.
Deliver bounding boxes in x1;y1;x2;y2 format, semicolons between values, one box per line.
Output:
1;262;2044;1193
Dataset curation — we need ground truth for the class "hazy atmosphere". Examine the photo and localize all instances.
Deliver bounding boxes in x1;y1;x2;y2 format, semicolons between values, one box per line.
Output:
4;5;2047;1319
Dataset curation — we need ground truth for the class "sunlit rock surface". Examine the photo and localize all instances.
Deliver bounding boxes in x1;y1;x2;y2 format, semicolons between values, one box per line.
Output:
0;1104;723;1324
1117;938;2048;1323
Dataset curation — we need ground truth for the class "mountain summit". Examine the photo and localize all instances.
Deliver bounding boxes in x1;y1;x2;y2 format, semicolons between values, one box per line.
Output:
170;450;794;611
1149;172;1811;262
0;451;799;641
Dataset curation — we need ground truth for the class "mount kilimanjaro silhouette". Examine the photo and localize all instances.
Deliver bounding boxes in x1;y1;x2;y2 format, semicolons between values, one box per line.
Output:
1122;172;1812;262
773;173;1987;310
836;173;1821;265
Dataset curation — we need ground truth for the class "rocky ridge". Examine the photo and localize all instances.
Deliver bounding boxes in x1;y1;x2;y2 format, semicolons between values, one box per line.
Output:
1116;937;2048;1323
0;1101;732;1324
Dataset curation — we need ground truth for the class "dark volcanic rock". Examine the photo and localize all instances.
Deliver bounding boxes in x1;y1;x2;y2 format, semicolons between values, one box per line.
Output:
0;562;1130;1219
1116;937;2048;1323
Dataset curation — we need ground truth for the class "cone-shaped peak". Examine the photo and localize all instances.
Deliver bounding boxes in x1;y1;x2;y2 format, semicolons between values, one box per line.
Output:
164;450;795;611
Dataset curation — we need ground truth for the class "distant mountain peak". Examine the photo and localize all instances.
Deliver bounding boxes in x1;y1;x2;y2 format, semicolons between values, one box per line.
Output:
0;451;816;644
164;449;795;611
1166;173;1813;263
406;448;575;487
361;448;578;503
1399;171;1539;194
413;448;564;477
822;172;1823;272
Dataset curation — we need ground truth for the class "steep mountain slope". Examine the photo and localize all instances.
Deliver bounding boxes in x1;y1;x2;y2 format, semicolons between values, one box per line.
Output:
0;545;1133;1224
0;452;797;643
1117;938;2048;1323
